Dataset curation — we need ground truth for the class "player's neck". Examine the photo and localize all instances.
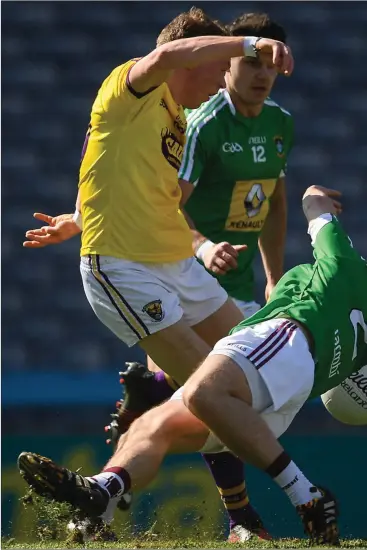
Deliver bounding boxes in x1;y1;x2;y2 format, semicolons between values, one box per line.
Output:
227;88;263;118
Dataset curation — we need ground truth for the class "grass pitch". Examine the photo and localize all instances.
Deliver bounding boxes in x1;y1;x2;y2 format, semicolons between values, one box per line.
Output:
3;492;366;549
2;538;367;549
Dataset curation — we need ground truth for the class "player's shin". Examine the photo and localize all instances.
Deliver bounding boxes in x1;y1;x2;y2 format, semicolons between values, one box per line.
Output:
152;370;180;401
202;451;270;540
98;401;208;495
203;452;249;529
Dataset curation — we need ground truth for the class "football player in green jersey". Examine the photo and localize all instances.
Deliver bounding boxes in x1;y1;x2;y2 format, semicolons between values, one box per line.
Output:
20;186;365;545
180;13;293;315
177;13;292;541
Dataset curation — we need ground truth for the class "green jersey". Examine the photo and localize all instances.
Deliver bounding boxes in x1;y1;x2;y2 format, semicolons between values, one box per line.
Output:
179;89;294;302
231;215;367;399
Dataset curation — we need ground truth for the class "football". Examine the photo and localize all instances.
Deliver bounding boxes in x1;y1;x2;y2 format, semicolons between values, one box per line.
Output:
321;365;367;425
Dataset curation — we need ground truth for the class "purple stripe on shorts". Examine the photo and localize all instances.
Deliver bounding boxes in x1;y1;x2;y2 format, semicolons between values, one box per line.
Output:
254;324;298;370
247;320;293;362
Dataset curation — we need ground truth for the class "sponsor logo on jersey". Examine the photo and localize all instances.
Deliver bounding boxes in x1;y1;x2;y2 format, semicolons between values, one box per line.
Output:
244;183;266;218
160;99;168;110
142;300;165;322
273;135;285;158
161;128;183;171
174;115;186;135
248;136;267;145
222;142;243;153
329;329;342;378
227;220;264;230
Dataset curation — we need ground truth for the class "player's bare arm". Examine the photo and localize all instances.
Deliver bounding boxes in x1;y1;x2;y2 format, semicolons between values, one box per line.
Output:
179;178;247;276
23;191;82;248
258;177;287;300
302;185;342;223
129;36;293;94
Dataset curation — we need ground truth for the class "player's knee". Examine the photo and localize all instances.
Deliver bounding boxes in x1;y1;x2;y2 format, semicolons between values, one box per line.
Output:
183;375;220;419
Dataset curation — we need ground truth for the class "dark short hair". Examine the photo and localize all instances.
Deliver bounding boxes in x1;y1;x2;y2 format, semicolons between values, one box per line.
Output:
157;6;228;47
228;12;287;44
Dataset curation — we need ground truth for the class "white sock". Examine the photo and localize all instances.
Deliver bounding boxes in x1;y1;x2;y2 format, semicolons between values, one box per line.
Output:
86;472;125;523
273;461;322;506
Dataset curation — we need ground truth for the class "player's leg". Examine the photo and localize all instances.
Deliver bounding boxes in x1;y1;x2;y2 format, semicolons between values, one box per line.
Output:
18;400;209;522
147;356;180;396
83;255;261;538
80;255;215;384
96;256;242;428
182;269;266;541
129;261;265;541
135;257;243;382
104;400;209;485
183;320;339;545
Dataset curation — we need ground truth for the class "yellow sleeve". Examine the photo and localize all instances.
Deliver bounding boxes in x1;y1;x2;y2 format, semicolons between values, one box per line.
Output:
99;59;159;115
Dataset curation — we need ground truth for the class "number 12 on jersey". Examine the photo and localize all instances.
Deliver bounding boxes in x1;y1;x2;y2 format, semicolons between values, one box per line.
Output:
251;145;266;163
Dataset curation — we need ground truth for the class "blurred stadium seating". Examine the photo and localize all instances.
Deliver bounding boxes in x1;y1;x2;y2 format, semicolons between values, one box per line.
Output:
3;1;367;373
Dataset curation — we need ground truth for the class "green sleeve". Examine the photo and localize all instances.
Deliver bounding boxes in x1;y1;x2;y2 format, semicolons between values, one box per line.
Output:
179;110;211;185
312;215;366;264
281;114;294;175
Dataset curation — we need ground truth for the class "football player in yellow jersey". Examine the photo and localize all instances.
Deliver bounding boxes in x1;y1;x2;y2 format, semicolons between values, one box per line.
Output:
23;5;293;541
23;6;292;388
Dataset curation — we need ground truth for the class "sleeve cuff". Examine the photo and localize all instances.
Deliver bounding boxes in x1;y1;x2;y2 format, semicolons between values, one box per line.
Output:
307;213;333;245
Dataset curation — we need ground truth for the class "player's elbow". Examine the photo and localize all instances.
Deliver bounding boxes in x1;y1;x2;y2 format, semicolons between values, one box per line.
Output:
150;45;178;71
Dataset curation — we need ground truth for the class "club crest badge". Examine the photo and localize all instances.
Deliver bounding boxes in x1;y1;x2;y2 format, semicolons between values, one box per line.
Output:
142;300;165;322
274;135;285;158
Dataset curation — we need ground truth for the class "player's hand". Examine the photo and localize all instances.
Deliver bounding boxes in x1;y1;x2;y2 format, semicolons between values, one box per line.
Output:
23;212;81;248
256;38;294;76
302;186;343;215
202;242;247;276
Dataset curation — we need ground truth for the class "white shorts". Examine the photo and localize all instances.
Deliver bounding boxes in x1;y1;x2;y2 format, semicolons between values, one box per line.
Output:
231;298;261;319
80;255;228;347
172;318;315;453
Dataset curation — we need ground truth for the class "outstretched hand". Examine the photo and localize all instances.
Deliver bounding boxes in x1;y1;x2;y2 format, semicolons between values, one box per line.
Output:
23;212;81;248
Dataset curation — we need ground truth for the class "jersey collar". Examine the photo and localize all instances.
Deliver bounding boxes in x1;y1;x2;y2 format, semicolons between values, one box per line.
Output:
221;88;267;126
221;88;236;116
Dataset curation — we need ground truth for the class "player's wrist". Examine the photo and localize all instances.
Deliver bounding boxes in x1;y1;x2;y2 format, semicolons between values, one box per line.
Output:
72;209;83;231
195;239;215;261
307;213;333;245
243;36;261;58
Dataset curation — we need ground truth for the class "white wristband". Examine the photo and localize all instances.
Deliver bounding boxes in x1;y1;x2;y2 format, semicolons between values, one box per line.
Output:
72;209;83;230
243;36;260;58
307;213;333;245
195;239;215;261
